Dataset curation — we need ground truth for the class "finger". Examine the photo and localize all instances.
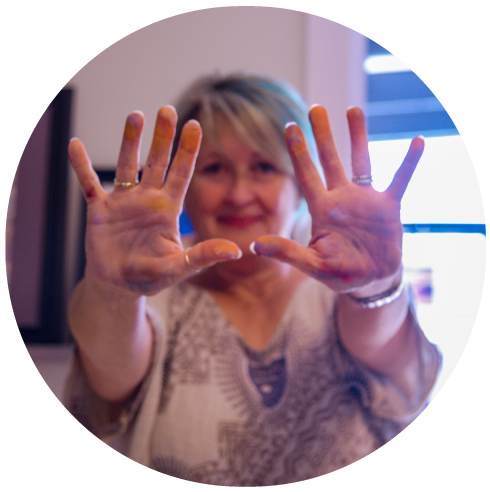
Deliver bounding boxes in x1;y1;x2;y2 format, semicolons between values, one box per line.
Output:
252;235;318;274
347;107;372;180
164;120;202;203
185;239;242;271
140;106;177;188
252;235;365;285
68;138;105;201
124;239;241;286
115;111;144;185
385;136;425;201
284;123;325;212
309;105;348;189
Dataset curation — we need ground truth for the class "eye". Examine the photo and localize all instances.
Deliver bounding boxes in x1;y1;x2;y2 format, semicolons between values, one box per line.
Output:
201;163;223;175
255;161;279;174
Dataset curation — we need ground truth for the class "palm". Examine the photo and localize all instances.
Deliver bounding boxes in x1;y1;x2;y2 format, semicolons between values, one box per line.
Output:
307;185;403;291
84;187;182;292
254;106;424;293
69;107;241;296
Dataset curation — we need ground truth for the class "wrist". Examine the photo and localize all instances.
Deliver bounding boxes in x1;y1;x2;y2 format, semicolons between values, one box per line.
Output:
83;266;144;303
348;268;403;299
345;269;404;309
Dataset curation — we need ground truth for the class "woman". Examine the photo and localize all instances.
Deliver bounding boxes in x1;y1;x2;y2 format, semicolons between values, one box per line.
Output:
65;74;440;485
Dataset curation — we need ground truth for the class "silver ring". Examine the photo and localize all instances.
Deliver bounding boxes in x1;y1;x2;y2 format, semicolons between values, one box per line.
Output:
114;178;139;188
185;249;200;272
352;174;373;185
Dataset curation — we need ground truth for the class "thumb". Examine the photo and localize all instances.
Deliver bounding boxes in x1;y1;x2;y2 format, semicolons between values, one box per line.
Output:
252;235;316;273
185;239;242;271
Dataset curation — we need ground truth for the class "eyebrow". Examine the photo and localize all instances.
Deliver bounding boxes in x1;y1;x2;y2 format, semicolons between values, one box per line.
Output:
199;150;226;158
196;150;229;163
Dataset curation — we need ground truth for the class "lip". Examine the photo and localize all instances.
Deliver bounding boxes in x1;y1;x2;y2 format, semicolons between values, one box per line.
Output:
217;215;262;228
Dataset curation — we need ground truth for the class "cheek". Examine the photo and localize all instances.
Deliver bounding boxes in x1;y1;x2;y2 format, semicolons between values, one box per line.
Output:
184;181;223;217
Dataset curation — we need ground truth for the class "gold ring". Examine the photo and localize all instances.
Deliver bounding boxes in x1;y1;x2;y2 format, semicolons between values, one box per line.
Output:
114;178;139;188
185;249;200;272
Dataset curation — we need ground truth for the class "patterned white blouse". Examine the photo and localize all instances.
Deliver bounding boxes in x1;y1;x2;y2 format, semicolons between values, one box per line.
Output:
65;277;441;486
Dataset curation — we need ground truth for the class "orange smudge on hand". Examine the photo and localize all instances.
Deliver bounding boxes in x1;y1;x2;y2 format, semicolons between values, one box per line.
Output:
285;129;307;154
213;242;237;253
212;241;242;258
158;106;178;125
180;123;202;152
124;113;142;139
137;195;176;213
214;243;236;251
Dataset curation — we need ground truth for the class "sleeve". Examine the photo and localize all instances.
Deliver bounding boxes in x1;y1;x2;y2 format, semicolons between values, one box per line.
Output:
332;293;442;437
62;305;167;444
361;307;440;422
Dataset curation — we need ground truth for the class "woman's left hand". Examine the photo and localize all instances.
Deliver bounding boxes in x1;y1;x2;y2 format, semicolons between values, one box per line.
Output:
253;105;424;295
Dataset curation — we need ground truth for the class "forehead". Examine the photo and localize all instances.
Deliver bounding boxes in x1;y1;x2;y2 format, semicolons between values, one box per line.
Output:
199;120;259;155
198;113;291;167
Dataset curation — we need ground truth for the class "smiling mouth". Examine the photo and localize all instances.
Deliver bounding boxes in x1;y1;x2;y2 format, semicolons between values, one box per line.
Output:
217;216;261;228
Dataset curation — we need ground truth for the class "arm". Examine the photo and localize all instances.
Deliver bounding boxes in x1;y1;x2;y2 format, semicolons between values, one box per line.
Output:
68;107;241;402
68;271;152;402
337;272;420;402
253;105;426;402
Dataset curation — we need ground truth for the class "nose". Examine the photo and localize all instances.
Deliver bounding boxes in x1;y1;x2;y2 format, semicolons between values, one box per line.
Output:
225;173;255;207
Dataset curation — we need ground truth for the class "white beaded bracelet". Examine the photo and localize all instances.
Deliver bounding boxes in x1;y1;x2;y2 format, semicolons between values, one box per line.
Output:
347;278;405;309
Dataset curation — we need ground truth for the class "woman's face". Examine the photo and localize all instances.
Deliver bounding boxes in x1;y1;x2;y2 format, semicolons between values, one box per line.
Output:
184;122;301;255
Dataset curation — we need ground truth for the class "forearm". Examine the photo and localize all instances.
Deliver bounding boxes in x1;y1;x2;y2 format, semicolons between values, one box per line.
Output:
68;268;153;402
337;273;420;401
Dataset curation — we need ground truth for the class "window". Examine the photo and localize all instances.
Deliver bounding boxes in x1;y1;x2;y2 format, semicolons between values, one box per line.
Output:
365;39;485;398
365;39;457;141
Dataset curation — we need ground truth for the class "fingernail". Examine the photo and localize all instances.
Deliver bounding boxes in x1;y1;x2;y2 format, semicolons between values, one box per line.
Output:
347;106;363;113
185;119;201;128
159;106;177;121
235;249;243;259
285;121;297;129
249;242;257;255
69;137;78;142
309;103;321;110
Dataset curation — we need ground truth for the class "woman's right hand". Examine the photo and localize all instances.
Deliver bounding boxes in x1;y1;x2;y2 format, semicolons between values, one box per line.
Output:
68;106;242;297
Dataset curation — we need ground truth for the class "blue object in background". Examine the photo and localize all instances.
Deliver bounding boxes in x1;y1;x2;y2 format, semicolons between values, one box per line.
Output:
179;210;194;235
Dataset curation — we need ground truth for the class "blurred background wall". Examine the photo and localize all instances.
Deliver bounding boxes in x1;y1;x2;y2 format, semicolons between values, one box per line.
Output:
25;7;366;401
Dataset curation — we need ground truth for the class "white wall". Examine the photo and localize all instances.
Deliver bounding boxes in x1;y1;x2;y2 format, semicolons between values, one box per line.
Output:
29;7;367;398
67;7;366;169
304;14;367;172
68;7;306;166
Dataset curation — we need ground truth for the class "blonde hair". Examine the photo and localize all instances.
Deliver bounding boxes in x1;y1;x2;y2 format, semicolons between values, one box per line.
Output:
171;73;320;176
